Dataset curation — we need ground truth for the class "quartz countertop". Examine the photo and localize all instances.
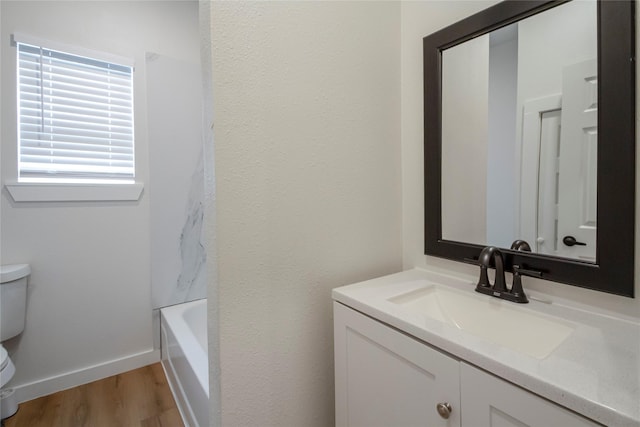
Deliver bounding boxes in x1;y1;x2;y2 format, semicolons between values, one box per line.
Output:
332;268;640;427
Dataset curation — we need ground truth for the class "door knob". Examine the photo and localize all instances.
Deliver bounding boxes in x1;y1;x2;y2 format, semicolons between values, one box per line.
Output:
436;402;452;419
562;236;587;247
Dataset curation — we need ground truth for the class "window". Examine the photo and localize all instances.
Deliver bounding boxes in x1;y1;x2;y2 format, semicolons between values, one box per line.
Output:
16;37;135;184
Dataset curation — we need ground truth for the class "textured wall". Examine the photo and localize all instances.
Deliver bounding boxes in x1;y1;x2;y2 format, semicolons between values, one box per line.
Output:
209;2;402;425
401;1;640;319
199;0;220;425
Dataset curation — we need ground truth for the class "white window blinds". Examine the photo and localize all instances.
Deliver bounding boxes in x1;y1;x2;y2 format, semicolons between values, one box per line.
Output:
17;41;134;182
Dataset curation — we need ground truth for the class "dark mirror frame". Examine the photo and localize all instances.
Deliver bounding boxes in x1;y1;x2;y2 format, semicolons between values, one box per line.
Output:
424;0;636;297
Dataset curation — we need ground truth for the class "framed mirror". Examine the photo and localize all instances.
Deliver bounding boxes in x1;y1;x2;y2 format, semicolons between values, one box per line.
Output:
424;0;635;296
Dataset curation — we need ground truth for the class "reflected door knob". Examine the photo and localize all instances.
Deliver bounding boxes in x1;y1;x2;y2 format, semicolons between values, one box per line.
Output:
562;236;587;247
436;402;452;419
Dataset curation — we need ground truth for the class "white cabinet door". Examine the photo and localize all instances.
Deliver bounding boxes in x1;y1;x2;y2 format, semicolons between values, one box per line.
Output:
334;302;461;427
460;363;601;427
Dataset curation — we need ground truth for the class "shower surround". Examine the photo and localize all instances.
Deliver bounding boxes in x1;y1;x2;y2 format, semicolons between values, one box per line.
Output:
147;53;207;309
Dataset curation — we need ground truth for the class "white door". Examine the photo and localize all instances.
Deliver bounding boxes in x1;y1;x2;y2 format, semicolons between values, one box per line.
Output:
536;109;562;255
460;363;600;427
519;95;562;256
334;303;461;427
557;59;597;261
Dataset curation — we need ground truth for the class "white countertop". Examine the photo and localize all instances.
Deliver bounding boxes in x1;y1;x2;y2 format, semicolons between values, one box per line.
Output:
332;268;640;427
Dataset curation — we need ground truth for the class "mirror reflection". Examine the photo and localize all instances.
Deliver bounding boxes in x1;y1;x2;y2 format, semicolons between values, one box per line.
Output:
441;0;597;262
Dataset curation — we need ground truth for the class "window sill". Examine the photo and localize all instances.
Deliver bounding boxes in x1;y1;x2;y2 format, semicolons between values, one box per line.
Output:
5;182;144;202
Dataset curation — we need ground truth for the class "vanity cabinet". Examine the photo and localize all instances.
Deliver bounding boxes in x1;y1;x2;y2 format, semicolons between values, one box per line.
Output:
334;301;460;427
460;363;600;427
334;302;600;427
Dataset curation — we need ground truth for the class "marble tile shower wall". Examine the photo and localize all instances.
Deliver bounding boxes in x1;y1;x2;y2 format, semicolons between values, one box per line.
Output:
173;154;207;305
147;53;207;309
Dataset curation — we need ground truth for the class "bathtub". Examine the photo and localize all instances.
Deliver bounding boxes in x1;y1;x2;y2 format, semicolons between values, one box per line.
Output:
161;299;209;427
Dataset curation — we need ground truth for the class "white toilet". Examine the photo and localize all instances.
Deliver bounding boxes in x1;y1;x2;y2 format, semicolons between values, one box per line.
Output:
0;264;30;419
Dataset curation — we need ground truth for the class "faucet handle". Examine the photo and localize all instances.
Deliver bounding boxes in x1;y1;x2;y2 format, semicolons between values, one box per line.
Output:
513;265;543;279
509;265;542;304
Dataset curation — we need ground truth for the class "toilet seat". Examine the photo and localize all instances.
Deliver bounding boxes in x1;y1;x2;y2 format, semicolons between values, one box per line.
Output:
0;345;15;388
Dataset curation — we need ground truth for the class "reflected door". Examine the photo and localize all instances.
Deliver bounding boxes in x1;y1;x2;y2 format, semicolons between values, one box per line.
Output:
537;109;562;255
557;59;597;261
520;94;562;256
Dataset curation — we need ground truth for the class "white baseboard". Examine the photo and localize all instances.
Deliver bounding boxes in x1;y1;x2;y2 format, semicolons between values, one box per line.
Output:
12;349;161;404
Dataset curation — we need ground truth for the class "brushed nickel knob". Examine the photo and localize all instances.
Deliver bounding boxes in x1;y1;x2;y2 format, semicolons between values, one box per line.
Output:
436;402;452;419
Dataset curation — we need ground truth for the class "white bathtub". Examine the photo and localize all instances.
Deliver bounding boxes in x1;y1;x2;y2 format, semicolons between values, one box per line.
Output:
161;299;209;427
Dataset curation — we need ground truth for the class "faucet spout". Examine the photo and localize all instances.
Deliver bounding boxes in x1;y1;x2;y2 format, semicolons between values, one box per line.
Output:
477;246;507;292
475;246;536;303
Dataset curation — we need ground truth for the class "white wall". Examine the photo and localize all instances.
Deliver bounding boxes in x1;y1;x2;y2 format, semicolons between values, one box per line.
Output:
209;1;402;425
402;0;498;270
516;0;597;118
487;25;518;248
0;0;199;402
402;1;640;319
441;35;489;244
198;2;221;425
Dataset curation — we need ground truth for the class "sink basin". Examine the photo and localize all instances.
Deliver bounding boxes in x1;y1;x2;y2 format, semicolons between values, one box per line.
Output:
388;284;574;359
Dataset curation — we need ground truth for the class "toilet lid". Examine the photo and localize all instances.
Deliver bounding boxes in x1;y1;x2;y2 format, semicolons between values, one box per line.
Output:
0;345;8;371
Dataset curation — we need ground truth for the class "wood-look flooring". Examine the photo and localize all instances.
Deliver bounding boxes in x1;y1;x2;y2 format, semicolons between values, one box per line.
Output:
3;363;184;427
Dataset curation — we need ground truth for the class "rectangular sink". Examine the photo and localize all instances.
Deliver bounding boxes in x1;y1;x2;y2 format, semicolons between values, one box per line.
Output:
388;284;574;359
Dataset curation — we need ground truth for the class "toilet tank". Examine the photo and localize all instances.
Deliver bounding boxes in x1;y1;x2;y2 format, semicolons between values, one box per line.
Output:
1;264;30;341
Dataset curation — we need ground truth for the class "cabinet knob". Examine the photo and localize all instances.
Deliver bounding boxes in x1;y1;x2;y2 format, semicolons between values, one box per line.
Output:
436;402;452;419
